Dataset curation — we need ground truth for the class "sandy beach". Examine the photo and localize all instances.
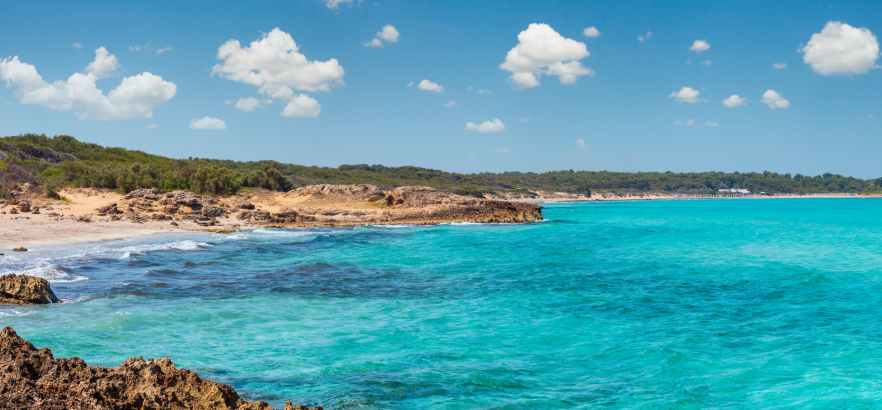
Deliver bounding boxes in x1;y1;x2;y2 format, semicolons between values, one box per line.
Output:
2;186;878;250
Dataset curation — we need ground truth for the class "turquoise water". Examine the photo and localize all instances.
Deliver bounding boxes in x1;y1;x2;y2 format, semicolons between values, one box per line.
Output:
3;199;882;409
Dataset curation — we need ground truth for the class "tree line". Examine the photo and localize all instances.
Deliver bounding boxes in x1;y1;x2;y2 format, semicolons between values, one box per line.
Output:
1;133;880;199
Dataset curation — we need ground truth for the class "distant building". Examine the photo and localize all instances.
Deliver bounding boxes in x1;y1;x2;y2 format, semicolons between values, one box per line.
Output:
718;189;751;195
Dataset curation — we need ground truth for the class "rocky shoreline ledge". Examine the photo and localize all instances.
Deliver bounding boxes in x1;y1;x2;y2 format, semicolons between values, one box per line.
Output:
0;326;319;410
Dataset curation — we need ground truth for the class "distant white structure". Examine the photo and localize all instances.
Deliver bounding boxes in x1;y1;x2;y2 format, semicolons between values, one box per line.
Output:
719;189;751;195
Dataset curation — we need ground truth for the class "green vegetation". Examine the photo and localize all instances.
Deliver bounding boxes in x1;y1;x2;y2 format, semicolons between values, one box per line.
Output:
2;133;881;200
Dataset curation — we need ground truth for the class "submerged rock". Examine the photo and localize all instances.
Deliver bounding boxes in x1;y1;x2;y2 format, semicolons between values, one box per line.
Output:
0;274;59;304
0;326;322;410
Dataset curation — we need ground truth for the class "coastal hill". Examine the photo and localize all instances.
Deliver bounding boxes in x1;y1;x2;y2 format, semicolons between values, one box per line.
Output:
1;133;880;200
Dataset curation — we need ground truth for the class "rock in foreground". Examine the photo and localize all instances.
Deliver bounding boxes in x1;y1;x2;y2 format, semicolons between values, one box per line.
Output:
0;274;59;305
0;327;320;410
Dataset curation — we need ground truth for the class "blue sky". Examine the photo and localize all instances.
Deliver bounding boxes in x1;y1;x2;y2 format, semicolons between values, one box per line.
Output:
1;0;880;177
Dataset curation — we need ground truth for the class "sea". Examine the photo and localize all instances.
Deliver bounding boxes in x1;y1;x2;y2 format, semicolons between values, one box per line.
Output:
3;198;882;409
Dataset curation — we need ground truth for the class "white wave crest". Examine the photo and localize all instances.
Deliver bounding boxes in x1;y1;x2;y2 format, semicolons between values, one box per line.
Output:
118;240;211;258
1;263;90;283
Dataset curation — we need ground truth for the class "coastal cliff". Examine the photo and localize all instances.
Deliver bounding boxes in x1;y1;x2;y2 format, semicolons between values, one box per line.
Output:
0;327;319;410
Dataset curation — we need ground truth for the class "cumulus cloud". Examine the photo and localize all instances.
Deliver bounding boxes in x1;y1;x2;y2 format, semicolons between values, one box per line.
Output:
0;51;176;120
575;138;586;148
669;86;702;103
189;116;226;130
761;90;790;109
582;27;600;38
146;123;158;129
234;97;262;112
85;47;120;78
407;81;413;88
722;94;748;107
281;94;322;118
800;21;880;75
156;46;173;55
366;25;399;48
773;62;788;69
325;0;360;9
638;31;652;42
701;60;711;66
520;117;530;122
489;148;509;154
212;28;343;118
690;40;711;53
417;79;444;92
500;23;594;89
442;100;457;107
705;121;720;127
73;43;83;49
675;119;697;126
377;25;399;42
466;118;505;133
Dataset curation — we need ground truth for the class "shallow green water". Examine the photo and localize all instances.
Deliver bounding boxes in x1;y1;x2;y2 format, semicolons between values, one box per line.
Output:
3;199;882;409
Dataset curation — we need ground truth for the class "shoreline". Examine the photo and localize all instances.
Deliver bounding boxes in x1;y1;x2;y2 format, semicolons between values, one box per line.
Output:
3;187;879;251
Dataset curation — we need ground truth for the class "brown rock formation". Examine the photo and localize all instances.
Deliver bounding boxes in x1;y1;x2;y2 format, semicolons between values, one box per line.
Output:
0;327;321;410
0;274;59;304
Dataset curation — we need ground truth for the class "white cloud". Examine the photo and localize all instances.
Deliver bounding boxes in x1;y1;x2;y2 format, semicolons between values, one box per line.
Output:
442;100;457;107
0;53;176;120
189;116;226;130
705;121;720;127
156;46;172;55
761;89;790;109
520;117;530;122
489;148;509;154
800;21;880;75
701;60;711;66
85;47;120;78
476;89;491;94
773;62;788;69
212;28;343;118
281;94;322;118
722;94;748;107
407;81;414;88
690;40;711;53
129;45;141;52
575;138;586;148
365;25;399;47
73;43;83;49
417;79;444;92
500;23;594;89
638;31;652;42
583;27;601;38
673;120;683;125
146;123;158;129
234;97;262;112
687;119;696;126
377;25;399;42
325;0;360;9
674;119;697;126
466;118;505;133
669;86;702;103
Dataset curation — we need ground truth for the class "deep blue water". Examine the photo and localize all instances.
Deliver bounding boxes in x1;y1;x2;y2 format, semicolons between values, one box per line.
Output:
3;199;882;409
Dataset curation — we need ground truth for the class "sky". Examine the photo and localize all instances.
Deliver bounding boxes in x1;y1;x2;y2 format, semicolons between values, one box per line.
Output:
1;0;881;178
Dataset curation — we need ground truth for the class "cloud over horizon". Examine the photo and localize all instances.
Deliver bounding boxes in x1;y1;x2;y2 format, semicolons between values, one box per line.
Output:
190;116;226;130
466;118;505;133
0;48;176;120
500;23;594;89
801;21;880;75
212;28;343;118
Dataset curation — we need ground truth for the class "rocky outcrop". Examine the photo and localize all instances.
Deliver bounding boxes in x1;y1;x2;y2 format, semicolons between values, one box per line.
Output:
237;208;300;224
293;184;385;201
385;186;446;207
0;274;59;304
0;327;321;410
